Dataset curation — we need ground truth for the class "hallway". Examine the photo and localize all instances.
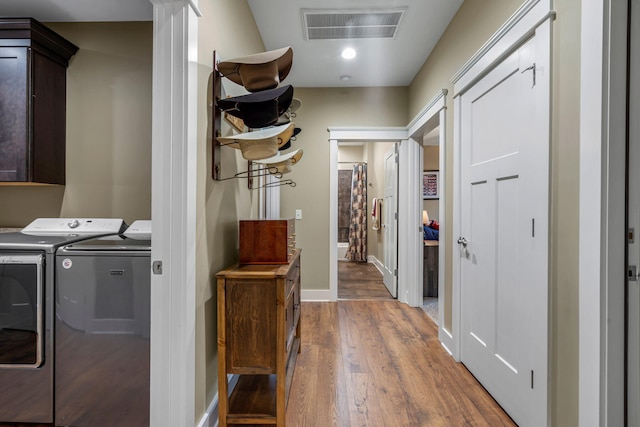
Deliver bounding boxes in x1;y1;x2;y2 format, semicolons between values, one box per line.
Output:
286;300;516;426
338;261;393;300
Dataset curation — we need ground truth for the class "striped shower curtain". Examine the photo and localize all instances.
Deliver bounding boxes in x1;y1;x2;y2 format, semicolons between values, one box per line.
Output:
346;163;367;262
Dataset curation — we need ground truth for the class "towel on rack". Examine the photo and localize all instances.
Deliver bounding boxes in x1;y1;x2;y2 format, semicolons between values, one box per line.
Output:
371;198;381;230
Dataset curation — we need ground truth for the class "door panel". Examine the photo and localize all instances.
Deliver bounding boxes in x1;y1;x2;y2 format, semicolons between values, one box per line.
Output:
383;145;398;297
459;35;548;427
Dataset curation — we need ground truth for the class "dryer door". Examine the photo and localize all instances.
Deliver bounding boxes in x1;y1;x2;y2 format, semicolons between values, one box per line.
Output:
0;254;44;367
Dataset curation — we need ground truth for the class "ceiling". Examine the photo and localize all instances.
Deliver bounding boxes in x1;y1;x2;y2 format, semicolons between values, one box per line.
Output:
1;0;463;88
247;0;463;87
0;0;152;22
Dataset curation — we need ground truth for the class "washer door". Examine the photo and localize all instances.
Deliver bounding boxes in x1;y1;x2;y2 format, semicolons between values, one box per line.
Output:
0;254;44;367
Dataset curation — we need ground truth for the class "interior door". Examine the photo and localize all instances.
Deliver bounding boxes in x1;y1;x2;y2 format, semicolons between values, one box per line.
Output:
458;36;548;426
383;144;398;297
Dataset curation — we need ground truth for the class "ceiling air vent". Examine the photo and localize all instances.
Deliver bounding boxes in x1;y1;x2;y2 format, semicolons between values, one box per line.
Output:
301;8;407;40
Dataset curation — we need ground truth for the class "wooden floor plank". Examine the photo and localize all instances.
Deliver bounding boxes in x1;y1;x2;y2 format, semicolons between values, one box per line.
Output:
286;301;516;427
338;261;392;300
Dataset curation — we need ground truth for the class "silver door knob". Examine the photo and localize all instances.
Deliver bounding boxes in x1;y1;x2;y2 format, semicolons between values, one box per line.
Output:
457;237;469;247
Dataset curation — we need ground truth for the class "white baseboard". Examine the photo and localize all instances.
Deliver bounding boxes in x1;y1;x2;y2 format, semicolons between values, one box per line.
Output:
196;375;239;427
301;289;332;302
196;395;217;427
368;255;384;274
439;326;458;362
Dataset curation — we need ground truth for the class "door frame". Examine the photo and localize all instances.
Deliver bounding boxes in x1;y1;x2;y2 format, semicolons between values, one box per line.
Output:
406;89;449;351
149;0;201;426
328;128;407;302
451;0;552;422
579;0;628;425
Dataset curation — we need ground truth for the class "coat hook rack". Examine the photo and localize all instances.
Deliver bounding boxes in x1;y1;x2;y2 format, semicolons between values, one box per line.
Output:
255;178;296;189
217;163;283;183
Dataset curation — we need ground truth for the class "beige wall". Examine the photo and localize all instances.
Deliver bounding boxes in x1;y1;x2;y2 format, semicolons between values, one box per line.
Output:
408;0;581;425
549;0;581;424
0;22;153;227
338;145;364;163
280;87;408;291
195;0;265;420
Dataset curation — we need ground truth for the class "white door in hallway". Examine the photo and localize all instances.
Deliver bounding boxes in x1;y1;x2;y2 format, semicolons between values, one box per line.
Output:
383;144;398;297
458;36;549;426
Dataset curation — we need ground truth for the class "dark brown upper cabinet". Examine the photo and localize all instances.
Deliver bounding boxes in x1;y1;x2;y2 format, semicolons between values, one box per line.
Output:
0;18;78;185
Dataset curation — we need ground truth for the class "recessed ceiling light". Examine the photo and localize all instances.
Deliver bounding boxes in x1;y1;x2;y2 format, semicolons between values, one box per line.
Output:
340;75;351;82
341;47;356;60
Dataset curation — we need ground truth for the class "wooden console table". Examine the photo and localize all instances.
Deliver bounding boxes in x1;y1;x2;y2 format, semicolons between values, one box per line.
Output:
216;249;301;427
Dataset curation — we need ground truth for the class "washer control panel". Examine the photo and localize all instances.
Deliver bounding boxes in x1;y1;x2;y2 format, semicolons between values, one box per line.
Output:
21;218;126;236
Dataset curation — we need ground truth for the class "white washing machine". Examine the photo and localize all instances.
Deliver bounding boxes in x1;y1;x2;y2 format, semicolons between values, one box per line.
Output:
54;220;151;427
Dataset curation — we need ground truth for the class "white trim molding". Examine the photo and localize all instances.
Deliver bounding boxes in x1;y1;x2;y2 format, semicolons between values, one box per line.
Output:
149;1;199;426
406;92;450;359
407;89;447;134
327;127;408;142
579;0;628;425
368;255;385;275
451;0;555;96
301;289;333;302
328;139;339;302
397;138;422;307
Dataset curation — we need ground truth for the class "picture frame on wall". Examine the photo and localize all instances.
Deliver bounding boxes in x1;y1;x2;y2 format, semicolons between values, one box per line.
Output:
423;171;439;200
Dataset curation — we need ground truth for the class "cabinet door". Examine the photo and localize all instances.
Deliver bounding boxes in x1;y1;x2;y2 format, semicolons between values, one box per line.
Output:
226;278;277;373
0;47;28;181
32;51;67;184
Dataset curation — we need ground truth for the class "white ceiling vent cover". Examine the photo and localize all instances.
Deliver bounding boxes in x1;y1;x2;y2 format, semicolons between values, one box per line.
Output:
301;8;407;40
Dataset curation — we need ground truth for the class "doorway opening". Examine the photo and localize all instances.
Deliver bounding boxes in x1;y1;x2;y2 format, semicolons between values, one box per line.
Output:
421;126;441;325
336;142;396;301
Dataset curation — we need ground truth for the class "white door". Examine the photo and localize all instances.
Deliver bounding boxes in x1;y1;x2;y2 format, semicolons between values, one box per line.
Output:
628;0;640;422
459;37;548;426
383;145;398;297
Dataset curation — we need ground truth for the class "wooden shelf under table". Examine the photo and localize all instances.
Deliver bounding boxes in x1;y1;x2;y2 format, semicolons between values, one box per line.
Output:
226;337;300;425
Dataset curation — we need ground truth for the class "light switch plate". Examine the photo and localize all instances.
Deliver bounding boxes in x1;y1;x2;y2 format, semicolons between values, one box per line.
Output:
295;209;302;220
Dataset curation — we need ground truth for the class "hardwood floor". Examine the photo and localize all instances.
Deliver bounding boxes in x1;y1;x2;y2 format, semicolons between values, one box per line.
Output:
285;301;516;427
338;261;393;300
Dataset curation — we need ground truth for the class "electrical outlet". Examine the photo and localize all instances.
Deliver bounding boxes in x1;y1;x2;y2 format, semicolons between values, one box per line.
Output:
295;209;302;220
